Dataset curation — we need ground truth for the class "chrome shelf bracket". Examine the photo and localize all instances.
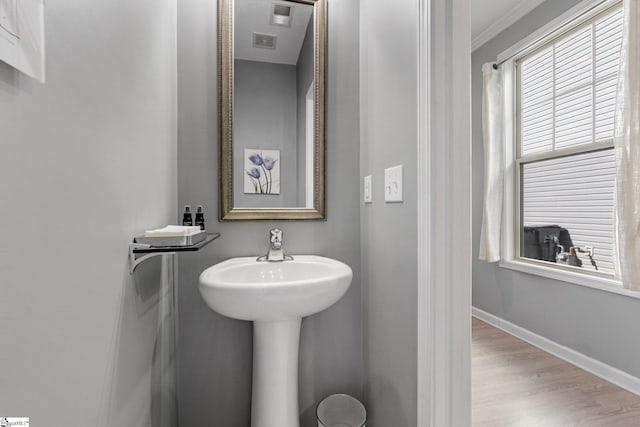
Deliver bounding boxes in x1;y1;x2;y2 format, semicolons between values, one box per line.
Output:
129;243;172;274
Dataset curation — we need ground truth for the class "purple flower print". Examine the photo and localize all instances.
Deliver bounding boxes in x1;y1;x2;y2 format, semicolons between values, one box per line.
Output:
246;167;263;193
246;151;278;194
247;167;261;179
261;156;278;193
249;153;263;166
262;156;277;170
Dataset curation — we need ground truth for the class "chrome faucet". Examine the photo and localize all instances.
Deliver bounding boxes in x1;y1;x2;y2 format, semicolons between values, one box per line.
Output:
258;228;292;262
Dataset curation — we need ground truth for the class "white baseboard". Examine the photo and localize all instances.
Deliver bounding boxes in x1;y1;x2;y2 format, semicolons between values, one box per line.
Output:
472;307;640;396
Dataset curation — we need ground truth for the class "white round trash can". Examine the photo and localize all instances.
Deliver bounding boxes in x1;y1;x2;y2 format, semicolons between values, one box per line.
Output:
317;394;367;427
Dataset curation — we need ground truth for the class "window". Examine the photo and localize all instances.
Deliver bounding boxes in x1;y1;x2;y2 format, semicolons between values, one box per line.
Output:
513;3;623;278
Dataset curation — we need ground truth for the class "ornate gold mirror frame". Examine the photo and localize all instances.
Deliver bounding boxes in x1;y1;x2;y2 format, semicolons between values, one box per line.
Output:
218;0;327;220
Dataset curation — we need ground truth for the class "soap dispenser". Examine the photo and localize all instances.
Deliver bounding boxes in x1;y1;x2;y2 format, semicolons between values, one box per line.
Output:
182;205;193;226
195;205;206;230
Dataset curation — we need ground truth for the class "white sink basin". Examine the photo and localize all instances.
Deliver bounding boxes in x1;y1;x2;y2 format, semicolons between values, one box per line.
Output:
198;255;353;427
199;255;352;321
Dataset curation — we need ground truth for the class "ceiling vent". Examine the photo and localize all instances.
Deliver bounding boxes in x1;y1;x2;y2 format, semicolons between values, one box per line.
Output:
271;3;293;27
253;32;277;49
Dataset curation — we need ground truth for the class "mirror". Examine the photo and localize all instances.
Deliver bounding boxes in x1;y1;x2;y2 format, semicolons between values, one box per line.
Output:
219;0;326;220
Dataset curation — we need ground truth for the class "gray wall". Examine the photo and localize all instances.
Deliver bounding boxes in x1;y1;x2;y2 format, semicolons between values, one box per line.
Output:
234;59;298;207
360;0;418;426
296;19;314;206
472;0;640;378
177;0;362;426
0;0;177;425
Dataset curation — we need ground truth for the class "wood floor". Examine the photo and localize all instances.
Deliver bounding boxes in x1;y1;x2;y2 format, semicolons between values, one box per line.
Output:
472;317;640;426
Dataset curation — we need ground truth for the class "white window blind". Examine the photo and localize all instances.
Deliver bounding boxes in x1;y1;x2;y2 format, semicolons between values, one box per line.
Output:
517;4;623;276
519;6;623;156
522;150;616;274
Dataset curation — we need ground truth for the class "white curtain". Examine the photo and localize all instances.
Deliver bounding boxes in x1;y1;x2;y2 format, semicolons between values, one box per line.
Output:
479;63;504;262
614;0;640;290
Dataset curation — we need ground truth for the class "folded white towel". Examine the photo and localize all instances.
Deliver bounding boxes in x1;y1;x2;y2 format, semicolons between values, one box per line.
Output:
144;225;203;237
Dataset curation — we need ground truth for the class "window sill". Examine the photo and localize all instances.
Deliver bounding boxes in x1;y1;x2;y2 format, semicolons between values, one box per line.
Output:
498;259;640;300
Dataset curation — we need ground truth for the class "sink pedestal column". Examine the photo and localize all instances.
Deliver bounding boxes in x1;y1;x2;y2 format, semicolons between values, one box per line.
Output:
252;318;302;427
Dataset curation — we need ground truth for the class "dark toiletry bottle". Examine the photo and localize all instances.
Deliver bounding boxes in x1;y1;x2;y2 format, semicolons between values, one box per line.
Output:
195;205;205;231
182;205;193;226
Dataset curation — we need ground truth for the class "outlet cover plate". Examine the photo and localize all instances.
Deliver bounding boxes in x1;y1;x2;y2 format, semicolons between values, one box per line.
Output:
384;165;403;203
364;175;372;203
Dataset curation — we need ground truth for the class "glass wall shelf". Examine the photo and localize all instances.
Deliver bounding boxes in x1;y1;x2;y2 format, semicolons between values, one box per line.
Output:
129;233;220;273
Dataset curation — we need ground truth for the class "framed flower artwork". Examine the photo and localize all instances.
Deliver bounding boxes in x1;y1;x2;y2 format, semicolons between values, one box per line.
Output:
244;149;281;195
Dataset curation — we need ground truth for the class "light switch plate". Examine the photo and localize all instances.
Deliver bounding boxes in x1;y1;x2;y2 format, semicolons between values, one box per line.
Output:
364;175;372;203
384;165;403;203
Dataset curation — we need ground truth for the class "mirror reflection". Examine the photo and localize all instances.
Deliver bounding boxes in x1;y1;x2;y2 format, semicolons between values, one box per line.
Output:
233;0;315;209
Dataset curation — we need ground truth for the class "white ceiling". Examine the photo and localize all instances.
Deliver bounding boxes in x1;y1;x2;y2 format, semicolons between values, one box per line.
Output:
234;0;313;65
471;0;547;51
234;0;545;61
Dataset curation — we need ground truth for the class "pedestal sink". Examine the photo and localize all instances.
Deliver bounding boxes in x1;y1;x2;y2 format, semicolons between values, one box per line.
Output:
199;255;353;427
